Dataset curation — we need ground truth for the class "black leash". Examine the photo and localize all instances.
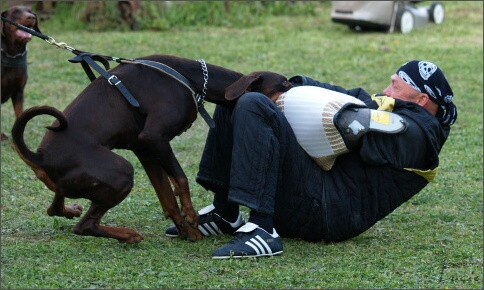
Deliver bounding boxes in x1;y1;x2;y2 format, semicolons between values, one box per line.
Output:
1;16;49;40
2;15;130;62
1;16;215;128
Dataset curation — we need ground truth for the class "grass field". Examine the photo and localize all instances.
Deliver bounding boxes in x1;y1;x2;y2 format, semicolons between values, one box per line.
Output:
1;1;482;289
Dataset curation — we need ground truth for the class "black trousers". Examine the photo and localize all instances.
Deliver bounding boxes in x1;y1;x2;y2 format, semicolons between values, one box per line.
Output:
196;92;328;242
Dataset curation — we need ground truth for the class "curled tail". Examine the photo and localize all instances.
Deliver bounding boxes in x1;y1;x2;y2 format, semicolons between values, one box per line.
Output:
11;106;67;166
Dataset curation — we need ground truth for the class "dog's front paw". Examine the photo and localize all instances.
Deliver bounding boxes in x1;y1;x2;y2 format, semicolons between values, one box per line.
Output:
64;204;83;218
178;220;203;242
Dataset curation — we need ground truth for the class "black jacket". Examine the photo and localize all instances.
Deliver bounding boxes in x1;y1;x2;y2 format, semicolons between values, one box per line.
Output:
290;75;450;242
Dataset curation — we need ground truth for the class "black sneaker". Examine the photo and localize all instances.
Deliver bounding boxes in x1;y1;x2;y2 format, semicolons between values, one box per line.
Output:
165;204;245;238
211;222;283;259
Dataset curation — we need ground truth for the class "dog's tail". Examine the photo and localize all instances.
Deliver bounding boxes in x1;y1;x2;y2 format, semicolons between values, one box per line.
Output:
11;106;67;166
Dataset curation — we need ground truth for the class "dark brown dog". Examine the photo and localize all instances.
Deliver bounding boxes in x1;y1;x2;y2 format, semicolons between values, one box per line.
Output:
83;1;141;31
117;1;140;30
225;71;293;102
11;55;244;243
1;6;41;141
10;60;294;244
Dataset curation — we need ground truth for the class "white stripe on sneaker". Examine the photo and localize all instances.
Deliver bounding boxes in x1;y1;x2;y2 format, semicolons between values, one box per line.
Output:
250;238;265;254
255;235;272;253
245;235;272;256
246;241;261;255
199;222;223;236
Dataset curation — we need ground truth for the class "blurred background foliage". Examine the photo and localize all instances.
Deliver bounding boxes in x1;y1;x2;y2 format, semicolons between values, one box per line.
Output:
4;1;319;32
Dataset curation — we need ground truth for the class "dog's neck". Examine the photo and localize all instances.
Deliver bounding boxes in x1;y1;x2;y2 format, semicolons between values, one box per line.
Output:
1;36;28;68
1;49;27;68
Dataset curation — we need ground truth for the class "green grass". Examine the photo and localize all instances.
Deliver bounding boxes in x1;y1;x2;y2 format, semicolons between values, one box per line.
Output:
1;1;482;289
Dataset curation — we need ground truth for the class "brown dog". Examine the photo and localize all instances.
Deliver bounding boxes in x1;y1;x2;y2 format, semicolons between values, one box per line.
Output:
10;60;295;244
11;55;244;243
1;5;41;141
225;71;293;102
117;1;140;30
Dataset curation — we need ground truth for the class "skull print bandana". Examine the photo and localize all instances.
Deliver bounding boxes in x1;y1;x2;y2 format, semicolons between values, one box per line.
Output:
396;60;457;127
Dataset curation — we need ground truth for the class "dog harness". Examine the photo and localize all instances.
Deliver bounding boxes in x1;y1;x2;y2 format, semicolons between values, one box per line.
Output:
68;53;215;129
0;16;216;129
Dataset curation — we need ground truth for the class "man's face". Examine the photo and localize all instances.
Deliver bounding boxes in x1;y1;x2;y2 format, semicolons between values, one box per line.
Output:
383;74;421;103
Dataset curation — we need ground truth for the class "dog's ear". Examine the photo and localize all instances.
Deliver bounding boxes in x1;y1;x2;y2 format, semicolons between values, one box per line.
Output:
225;73;261;101
1;10;6;37
29;10;41;33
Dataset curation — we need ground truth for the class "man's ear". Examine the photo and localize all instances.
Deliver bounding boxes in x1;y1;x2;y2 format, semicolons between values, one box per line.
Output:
418;93;431;106
420;93;439;116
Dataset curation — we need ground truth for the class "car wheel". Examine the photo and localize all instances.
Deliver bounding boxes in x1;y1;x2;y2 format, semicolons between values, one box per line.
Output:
429;2;445;24
396;8;414;34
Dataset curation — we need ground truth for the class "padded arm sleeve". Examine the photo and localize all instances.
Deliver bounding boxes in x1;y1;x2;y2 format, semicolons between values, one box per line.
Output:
289;75;377;108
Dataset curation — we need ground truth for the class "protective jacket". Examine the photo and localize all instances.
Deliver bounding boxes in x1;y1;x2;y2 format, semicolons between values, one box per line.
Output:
288;75;450;242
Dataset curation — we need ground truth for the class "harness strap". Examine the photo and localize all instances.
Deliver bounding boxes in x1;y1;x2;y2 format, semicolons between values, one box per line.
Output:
128;59;198;97
69;53;140;107
197;100;215;128
123;59;215;128
68;53;215;128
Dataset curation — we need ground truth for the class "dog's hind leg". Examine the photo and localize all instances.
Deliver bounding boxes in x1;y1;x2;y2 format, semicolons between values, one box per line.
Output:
133;148;202;241
47;191;83;219
56;148;142;243
73;203;142;244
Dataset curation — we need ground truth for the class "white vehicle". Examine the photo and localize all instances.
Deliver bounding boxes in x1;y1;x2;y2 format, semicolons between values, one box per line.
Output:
331;1;445;34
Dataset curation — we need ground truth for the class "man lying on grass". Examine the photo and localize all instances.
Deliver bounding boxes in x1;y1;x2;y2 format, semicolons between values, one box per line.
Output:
166;60;457;259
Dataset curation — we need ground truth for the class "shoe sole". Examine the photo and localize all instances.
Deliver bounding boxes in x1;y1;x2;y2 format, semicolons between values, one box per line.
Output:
212;250;283;259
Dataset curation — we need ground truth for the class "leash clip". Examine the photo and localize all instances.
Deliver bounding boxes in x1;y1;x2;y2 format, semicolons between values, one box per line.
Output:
108;75;121;86
45;37;75;52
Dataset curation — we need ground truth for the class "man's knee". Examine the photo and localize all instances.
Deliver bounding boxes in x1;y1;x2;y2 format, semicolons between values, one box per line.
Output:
235;92;276;115
237;92;272;107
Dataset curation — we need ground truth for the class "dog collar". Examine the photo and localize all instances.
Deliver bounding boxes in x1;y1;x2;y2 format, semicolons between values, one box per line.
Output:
1;48;27;68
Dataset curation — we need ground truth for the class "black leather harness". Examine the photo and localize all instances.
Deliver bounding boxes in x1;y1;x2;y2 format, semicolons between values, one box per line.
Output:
68;53;215;128
1;15;215;128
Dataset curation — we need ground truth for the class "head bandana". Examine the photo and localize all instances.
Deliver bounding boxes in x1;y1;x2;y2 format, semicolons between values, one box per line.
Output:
396;60;457;126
